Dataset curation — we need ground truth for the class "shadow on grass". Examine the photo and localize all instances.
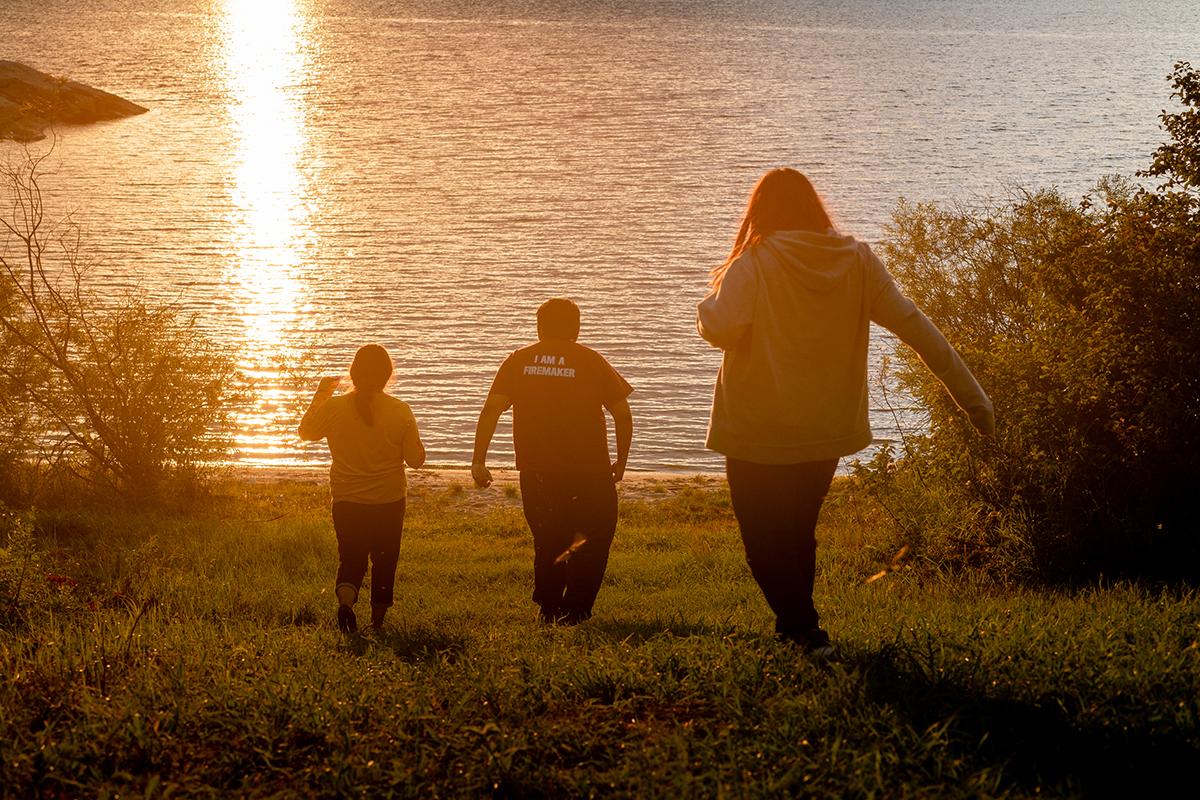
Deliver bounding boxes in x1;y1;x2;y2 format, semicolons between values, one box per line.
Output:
850;640;1199;796
283;604;321;627
584;615;734;644
369;622;470;664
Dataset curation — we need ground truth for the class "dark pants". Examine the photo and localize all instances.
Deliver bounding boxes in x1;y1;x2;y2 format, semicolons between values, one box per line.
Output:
331;499;406;608
726;457;838;637
519;471;618;619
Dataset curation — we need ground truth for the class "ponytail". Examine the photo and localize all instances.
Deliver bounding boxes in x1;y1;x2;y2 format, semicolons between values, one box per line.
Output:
348;344;393;427
352;389;377;427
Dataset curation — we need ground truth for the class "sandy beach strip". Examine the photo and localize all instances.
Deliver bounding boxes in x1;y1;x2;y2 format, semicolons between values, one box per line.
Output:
232;465;727;511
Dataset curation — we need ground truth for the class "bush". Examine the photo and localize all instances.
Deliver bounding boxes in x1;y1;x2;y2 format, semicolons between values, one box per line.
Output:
0;147;240;506
859;63;1200;581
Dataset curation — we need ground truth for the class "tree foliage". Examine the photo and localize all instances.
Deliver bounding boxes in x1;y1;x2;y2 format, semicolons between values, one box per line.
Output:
863;63;1200;580
1144;61;1200;191
0;148;239;505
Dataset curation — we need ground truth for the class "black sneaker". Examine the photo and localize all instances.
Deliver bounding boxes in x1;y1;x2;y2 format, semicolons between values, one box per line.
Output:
370;606;387;631
538;605;562;625
557;608;592;626
783;628;834;657
337;605;357;634
801;628;834;657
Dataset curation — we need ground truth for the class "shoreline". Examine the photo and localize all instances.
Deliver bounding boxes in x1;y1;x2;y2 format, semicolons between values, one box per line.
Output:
233;464;723;479
230;464;728;508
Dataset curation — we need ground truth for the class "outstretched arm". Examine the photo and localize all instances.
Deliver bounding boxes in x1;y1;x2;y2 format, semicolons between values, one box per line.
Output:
867;253;994;435
471;392;512;487
605;396;633;482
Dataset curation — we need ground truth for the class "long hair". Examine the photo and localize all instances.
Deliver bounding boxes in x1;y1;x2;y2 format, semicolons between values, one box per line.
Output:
710;168;837;288
349;344;393;426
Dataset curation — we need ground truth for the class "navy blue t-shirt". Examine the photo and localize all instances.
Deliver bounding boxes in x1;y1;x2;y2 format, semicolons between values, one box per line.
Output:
490;340;632;473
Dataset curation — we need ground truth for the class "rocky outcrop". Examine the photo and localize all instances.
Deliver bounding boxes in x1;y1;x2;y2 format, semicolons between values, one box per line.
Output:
0;60;147;142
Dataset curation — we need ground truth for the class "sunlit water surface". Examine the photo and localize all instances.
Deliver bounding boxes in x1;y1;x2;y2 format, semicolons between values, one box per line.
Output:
6;0;1198;471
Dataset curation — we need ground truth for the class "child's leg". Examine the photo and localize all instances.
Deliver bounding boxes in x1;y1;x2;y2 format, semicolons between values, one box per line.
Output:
366;499;406;627
332;502;372;633
332;502;370;606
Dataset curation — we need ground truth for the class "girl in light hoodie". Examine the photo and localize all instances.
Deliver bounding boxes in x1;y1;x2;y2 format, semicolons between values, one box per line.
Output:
698;168;994;654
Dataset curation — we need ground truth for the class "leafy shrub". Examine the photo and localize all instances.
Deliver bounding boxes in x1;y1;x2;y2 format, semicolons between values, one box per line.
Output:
1145;61;1200;191
859;63;1200;580
0;148;240;506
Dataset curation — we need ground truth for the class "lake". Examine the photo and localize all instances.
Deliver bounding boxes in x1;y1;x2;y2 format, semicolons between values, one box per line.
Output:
5;0;1197;471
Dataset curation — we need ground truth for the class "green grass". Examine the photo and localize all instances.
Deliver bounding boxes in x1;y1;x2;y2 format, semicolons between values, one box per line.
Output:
1;478;1197;797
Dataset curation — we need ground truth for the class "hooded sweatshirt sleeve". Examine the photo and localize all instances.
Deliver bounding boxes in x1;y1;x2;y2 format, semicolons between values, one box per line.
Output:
865;246;994;425
697;254;757;350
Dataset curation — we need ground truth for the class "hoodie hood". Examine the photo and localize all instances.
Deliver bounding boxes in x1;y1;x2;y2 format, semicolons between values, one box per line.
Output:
758;229;863;292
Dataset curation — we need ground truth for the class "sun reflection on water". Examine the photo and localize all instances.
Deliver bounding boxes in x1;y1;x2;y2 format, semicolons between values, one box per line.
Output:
219;0;317;463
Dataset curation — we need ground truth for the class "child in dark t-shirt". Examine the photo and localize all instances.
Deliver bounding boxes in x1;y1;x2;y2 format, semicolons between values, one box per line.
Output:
472;298;633;624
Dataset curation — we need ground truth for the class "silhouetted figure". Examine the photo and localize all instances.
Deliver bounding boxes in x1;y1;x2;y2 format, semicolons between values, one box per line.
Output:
698;168;994;655
298;344;426;634
472;299;634;625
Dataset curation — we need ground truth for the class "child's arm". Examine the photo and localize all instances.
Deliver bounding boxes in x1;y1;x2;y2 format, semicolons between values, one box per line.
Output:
403;415;426;468
297;377;340;441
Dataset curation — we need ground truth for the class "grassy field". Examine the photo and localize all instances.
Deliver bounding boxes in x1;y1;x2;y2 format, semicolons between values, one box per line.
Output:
1;473;1197;798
